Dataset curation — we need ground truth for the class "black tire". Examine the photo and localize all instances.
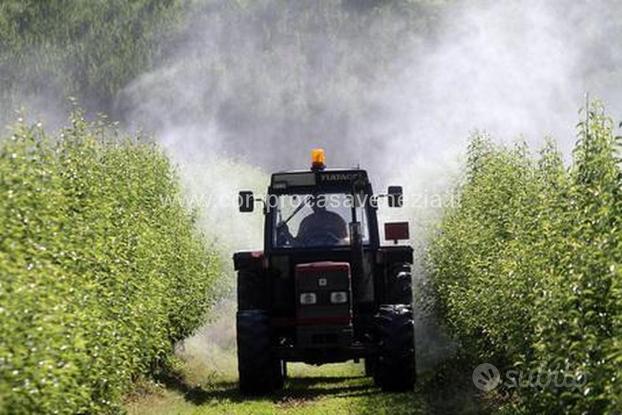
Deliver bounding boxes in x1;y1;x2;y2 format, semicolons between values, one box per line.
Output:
237;269;268;310
387;264;413;305
373;305;416;392
237;310;282;394
364;358;375;377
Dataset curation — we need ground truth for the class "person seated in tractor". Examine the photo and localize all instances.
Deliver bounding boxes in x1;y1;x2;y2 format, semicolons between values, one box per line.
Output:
296;194;348;247
276;194;348;247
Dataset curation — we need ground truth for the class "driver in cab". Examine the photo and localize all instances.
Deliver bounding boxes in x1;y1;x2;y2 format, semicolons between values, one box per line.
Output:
297;195;348;246
278;194;348;247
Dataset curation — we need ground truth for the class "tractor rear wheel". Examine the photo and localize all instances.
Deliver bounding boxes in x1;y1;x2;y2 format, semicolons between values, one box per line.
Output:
237;310;282;394
373;305;416;392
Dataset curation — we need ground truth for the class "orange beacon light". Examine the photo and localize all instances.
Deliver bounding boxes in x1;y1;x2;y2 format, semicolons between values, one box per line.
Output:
311;148;326;170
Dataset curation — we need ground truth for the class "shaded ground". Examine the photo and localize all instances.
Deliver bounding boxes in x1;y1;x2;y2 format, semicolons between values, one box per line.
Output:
125;359;489;415
124;299;492;414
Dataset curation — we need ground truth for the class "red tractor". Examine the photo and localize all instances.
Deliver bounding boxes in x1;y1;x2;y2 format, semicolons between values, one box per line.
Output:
235;149;415;394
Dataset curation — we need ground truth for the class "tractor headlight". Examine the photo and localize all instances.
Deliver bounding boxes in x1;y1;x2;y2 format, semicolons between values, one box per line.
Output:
330;291;348;304
300;292;317;305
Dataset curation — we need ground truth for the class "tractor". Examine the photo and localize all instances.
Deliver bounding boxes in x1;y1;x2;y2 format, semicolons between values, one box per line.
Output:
234;149;415;394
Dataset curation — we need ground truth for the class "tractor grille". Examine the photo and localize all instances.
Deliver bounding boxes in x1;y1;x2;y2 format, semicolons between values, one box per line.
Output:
295;262;353;348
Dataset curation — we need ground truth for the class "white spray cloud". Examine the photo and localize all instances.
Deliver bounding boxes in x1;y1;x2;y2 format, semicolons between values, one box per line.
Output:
118;0;621;184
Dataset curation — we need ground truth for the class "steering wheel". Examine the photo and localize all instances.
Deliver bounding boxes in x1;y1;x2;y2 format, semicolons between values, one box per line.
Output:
299;230;341;247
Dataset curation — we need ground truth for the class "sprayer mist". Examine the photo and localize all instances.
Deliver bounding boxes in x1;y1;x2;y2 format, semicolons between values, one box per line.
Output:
115;0;620;245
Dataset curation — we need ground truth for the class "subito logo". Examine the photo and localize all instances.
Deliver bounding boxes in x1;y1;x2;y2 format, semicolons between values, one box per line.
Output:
472;363;501;392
